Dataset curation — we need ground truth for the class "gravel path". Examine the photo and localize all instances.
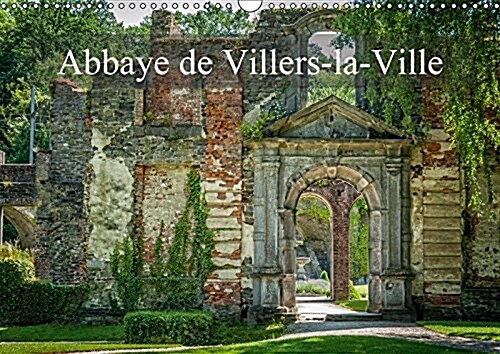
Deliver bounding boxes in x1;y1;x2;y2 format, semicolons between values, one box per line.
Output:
3;321;497;353
285;321;500;353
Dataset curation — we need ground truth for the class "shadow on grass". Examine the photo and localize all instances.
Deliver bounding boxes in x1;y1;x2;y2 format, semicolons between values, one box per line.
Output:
185;335;472;353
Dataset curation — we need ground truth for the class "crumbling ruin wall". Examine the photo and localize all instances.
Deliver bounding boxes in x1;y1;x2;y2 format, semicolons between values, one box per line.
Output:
35;80;92;284
410;81;465;320
462;153;500;320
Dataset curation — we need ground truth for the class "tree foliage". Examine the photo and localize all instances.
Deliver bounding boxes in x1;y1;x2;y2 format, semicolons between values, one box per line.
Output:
336;1;499;211
0;1;150;163
174;4;253;37
307;42;356;106
349;199;368;281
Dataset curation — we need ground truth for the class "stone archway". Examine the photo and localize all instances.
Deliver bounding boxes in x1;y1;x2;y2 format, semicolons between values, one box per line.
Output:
282;165;383;313
3;206;36;248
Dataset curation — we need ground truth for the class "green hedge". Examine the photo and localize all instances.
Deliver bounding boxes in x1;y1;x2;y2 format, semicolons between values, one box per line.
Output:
124;310;214;345
0;259;88;325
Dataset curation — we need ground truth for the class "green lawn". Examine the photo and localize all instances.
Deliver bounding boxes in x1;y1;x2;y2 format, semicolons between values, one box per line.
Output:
0;324;124;342
336;299;368;312
420;321;500;342
0;343;176;354
181;335;471;353
0;335;473;354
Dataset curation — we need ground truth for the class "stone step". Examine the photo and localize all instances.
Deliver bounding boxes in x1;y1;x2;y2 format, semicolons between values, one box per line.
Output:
326;312;382;321
299;312;382;322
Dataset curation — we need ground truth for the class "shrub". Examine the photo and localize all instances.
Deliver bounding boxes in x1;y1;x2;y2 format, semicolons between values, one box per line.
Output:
349;280;361;300
320;270;330;283
0;258;88;325
124;310;214;346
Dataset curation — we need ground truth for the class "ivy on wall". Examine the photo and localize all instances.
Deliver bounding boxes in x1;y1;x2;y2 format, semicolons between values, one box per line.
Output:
110;234;144;312
110;170;215;312
163;170;215;283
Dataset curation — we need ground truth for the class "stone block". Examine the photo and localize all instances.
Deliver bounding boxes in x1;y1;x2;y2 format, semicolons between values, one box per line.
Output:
423;205;462;217
215;229;242;242
424;217;462;231
424;256;462;269
423;268;461;282
424;243;462;256
423;230;462;243
424;282;461;295
212;268;240;281
206;216;241;230
423;192;461;205
214;241;240;256
423;167;460;180
423;179;461;192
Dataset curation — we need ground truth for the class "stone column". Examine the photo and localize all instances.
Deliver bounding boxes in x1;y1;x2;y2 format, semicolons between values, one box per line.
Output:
252;152;282;313
331;192;351;301
368;209;383;312
280;208;296;310
386;157;403;270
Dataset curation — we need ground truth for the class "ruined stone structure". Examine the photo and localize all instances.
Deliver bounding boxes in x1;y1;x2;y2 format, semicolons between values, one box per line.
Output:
1;9;498;322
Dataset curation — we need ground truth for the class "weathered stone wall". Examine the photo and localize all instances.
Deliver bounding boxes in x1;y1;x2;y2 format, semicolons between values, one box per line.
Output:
0;164;36;206
35;80;92;284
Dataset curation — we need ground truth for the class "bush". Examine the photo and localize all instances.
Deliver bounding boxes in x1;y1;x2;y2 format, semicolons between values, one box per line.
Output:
349;280;361;300
124;310;214;346
320;270;330;283
0;258;88;325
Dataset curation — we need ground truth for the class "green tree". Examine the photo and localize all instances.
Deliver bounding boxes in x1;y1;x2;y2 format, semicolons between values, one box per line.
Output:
349;199;368;281
307;42;356;106
336;1;499;211
0;1;150;163
175;4;253;37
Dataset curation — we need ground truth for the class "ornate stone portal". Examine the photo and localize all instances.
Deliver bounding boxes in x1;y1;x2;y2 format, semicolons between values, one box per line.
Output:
248;95;412;318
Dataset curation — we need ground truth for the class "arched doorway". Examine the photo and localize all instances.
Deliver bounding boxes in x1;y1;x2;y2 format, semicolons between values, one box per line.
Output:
282;165;383;313
295;181;370;307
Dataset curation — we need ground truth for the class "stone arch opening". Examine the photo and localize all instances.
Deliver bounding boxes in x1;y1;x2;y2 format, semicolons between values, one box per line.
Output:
294;178;371;305
2;206;35;249
307;31;356;107
280;10;363;111
282;165;382;313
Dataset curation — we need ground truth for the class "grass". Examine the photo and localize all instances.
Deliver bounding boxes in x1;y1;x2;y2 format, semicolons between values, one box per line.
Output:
211;322;284;345
0;343;176;354
0;322;284;345
420;321;500;342
336;299;368;312
181;335;471;353
0;324;124;342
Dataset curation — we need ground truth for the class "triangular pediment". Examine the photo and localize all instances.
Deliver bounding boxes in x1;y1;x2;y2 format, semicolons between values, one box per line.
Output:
267;95;405;139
